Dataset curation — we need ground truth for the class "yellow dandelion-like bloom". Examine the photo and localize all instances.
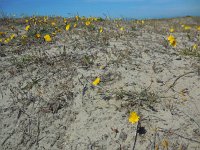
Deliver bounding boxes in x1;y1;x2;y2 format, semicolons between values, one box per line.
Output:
44;34;52;42
0;32;5;36
63;18;67;23
25;19;29;23
85;21;91;26
197;26;200;31
120;27;124;31
4;38;10;44
74;23;77;28
66;24;70;31
44;16;48;22
25;25;30;31
35;33;41;38
21;35;27;39
193;44;197;50
51;22;56;26
128;112;140;124
75;15;79;21
184;26;191;30
167;35;175;41
169;28;174;33
99;27;103;33
10;34;16;40
141;20;144;24
169;39;177;47
92;77;100;86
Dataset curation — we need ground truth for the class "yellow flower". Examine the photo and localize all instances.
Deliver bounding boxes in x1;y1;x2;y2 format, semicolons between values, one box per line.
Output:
25;25;30;31
167;35;175;41
35;33;41;38
66;24;70;31
44;34;52;42
63;18;67;23
184;26;191;30
25;19;29;23
128;112;140;124
170;39;176;47
44;16;48;22
141;20;144;24
85;21;91;26
99;27;103;33
74;23;77;28
21;35;27;39
169;28;174;33
51;22;56;26
75;15;79;21
193;44;197;50
92;77;100;86
10;34;16;39
0;39;2;42
120;27;124;31
4;38;10;44
0;32;5;36
197;26;200;31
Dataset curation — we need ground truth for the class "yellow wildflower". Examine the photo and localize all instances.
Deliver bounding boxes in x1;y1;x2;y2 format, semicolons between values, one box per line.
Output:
120;27;124;31
85;21;91;26
44;34;52;42
0;39;2;42
25;19;29;23
167;35;175;41
21;35;27;39
99;27;103;33
141;20;144;24
197;26;200;31
25;25;30;31
75;15;79;21
4;38;10;44
74;23;77;28
92;77;100;86
10;34;16;39
169;28;174;33
128;112;140;124
66;24;70;31
63;18;67;23
44;16;48;22
51;22;56;26
0;32;5;36
193;44;197;50
35;33;41;38
184;26;191;30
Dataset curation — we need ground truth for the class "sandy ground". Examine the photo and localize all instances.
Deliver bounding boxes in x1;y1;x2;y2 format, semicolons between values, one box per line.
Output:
0;16;200;150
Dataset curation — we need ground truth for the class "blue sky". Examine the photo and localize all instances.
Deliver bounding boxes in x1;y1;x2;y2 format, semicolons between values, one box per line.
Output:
0;0;200;19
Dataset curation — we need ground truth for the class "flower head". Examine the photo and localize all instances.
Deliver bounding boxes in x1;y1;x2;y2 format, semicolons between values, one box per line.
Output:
25;25;30;31
184;26;191;30
129;112;140;124
92;77;100;86
193;44;198;50
10;34;16;40
197;26;200;31
44;34;52;42
35;33;41;38
51;22;56;26
120;27;124;31
169;28;174;33
85;21;91;26
167;35;176;47
66;24;70;31
74;23;77;28
99;27;103;33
